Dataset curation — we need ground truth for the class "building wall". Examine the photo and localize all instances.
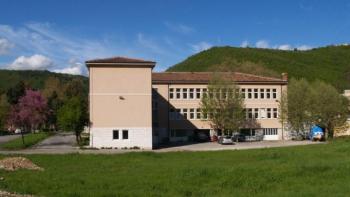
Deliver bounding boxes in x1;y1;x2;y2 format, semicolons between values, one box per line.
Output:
152;83;287;141
89;66;153;149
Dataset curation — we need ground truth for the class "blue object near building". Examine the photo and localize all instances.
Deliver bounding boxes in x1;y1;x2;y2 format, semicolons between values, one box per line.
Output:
309;125;324;140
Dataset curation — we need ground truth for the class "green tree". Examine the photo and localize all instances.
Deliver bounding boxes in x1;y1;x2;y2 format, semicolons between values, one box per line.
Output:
0;94;10;130
6;81;26;105
200;73;245;135
285;78;313;135
57;97;87;143
47;91;63;131
309;81;349;138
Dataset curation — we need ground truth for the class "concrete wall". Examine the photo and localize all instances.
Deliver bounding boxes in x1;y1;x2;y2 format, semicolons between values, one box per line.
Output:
89;66;153;149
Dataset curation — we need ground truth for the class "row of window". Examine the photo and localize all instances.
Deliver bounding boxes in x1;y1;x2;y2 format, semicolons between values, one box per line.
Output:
169;108;278;120
112;130;129;140
169;128;278;138
244;108;278;119
169;88;277;100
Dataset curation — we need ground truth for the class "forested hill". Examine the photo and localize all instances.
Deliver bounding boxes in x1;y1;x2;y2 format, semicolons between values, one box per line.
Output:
0;70;88;94
167;45;350;90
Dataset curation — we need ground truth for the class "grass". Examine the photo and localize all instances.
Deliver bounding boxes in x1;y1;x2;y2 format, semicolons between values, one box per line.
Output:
0;132;51;150
0;138;350;196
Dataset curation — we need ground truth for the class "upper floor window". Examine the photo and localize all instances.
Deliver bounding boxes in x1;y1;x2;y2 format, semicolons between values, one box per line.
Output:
247;89;252;99
182;88;188;99
189;108;195;120
182;109;188;119
273;108;278;118
254;89;259;99
266;89;271;99
196;108;201;119
272;89;277;99
260;89;265;99
267;108;272;118
248;108;253;119
254;108;259;119
189;88;194;99
169;88;174;99
196;88;201;99
176;88;181;99
241;88;246;98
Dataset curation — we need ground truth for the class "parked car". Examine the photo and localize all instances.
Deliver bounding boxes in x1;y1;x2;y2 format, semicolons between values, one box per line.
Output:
14;128;22;134
232;133;246;142
218;135;233;145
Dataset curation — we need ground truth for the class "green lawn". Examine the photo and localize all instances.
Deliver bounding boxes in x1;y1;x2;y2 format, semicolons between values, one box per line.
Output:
1;138;350;197
0;132;51;150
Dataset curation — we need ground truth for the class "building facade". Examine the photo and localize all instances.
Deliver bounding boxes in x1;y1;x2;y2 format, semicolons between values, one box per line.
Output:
87;57;288;149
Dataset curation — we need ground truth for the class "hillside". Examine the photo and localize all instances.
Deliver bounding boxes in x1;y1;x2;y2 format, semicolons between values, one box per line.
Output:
0;70;88;94
167;45;350;90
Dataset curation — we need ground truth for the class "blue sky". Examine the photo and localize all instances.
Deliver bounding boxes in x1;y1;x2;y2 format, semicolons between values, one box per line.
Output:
0;0;349;75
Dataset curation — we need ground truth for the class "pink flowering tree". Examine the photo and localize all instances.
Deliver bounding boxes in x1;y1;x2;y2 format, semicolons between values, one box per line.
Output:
7;90;48;144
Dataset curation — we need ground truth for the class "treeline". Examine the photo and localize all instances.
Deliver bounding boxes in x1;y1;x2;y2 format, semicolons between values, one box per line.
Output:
0;77;88;143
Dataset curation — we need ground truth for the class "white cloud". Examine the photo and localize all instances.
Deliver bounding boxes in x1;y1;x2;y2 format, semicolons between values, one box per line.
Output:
8;54;53;70
0;37;13;55
53;61;85;75
297;45;312;51
240;40;249;48
255;40;270;48
277;44;292;50
164;22;195;34
190;41;212;53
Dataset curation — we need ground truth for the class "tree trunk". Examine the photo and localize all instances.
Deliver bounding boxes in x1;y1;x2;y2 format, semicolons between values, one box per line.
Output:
20;127;25;145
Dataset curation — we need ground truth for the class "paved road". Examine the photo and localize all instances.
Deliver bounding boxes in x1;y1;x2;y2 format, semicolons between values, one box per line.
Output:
32;132;77;150
0;139;324;154
0;134;22;145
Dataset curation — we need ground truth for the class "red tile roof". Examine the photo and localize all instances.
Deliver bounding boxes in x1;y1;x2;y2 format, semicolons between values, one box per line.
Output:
85;56;156;67
152;72;287;84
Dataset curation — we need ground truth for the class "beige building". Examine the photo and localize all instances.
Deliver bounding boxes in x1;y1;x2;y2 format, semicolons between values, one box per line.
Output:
86;57;288;149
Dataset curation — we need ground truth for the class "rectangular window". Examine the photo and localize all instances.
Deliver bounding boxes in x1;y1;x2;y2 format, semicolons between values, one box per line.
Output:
202;88;207;98
260;108;266;119
196;88;201;99
113;130;119;139
182;88;188;99
263;128;278;135
189;88;194;99
260;89;265;99
241;88;246;98
254;89;258;99
169;88;174;99
273;108;278;118
266;89;271;99
189;108;195;120
248;89;252;99
122;130;128;139
196;108;201;120
272;89;277;99
254;108;259;119
182;109;188;119
267;108;271;118
176;109;181;120
248;108;253;119
176;88;181;99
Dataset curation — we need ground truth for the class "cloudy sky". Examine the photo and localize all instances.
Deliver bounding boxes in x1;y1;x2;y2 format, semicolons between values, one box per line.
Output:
0;0;350;75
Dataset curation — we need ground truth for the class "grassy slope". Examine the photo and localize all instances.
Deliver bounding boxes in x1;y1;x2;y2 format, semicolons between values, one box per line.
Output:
168;46;350;90
0;133;51;150
0;70;88;94
1;138;350;196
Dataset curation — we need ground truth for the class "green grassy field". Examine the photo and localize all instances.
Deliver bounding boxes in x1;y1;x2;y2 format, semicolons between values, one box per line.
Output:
0;132;51;150
1;138;350;197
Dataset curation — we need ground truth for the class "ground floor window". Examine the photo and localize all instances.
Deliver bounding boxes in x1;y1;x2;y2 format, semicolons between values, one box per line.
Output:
122;130;129;139
113;130;119;139
263;128;278;135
